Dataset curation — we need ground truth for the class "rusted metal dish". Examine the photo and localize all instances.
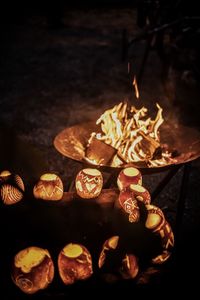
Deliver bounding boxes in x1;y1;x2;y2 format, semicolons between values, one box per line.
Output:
54;121;200;173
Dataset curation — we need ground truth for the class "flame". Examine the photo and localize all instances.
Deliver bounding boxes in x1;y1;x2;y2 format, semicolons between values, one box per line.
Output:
90;102;175;167
132;76;139;99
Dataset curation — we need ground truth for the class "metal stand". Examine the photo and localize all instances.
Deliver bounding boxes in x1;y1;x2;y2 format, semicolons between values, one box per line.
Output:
151;165;181;201
175;163;191;250
150;162;191;253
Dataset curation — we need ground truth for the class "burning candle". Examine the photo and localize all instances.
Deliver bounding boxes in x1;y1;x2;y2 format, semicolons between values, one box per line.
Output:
11;246;54;294
75;168;103;199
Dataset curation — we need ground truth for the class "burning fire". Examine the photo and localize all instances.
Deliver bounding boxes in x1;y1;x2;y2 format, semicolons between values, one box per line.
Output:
87;102;175;167
132;76;139;99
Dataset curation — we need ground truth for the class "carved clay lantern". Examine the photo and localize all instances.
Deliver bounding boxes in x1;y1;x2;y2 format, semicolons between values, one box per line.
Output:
11;246;54;294
75;168;103;199
0;170;25;205
33;173;63;201
58;243;93;285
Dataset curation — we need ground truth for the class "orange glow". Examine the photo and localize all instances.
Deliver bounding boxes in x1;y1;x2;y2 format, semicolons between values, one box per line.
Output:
58;243;93;285
12;246;54;294
40;173;57;181
0;171;25;205
145;213;161;229
132;76;139;99
98;236;119;268
33;173;63;201
0;170;11;177
15;247;50;273
90;102;173;167
63;244;83;258
75;168;103;199
108;236;119;249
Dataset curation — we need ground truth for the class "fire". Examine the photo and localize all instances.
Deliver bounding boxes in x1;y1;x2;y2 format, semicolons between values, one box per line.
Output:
132;76;139;99
88;102;175;167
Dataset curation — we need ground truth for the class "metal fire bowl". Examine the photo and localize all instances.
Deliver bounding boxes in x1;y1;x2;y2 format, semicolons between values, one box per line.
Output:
54;121;200;173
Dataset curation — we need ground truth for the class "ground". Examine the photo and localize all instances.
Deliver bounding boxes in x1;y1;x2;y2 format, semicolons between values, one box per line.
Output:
0;5;200;295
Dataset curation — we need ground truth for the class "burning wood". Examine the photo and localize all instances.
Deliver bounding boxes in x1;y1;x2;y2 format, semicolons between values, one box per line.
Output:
86;102;174;167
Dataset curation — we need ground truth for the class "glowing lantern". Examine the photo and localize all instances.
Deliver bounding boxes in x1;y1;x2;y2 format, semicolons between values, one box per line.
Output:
129;184;151;205
11;246;54;294
33;173;63;201
98;236;119;268
75;168;103;199
151;250;171;264
145;204;165;233
145;204;174;264
117;167;142;191
0;170;25;205
120;254;139;279
159;221;174;250
58;243;93;285
118;189;140;223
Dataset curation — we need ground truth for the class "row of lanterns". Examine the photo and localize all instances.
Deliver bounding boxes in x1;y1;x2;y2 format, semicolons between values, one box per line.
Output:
0;167;162;206
11;238;139;294
0;167;174;294
0;168;104;204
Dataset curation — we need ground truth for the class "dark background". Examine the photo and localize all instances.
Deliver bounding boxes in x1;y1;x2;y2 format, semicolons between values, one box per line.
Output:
1;0;200;297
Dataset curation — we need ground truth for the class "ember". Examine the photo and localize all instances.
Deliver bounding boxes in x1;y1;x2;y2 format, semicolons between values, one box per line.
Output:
86;102;174;167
